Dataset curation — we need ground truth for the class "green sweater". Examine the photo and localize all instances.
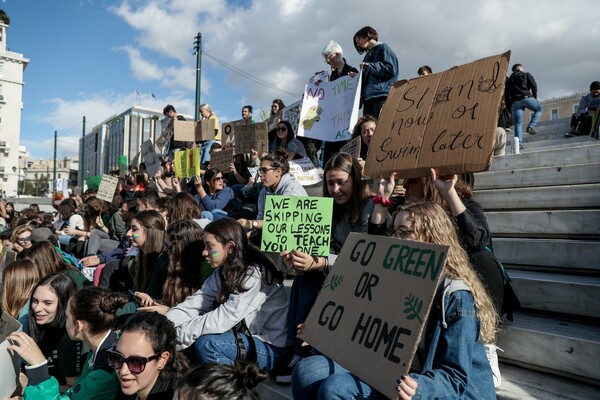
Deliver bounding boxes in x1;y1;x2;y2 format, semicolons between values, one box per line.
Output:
23;331;119;400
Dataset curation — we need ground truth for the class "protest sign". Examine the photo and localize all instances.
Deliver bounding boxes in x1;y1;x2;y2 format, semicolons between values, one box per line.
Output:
235;122;269;156
297;74;361;142
0;311;23;399
221;119;251;149
174;148;201;178
173;119;216;142
209;147;234;173
302;233;447;399
281;100;302;134
118;155;128;178
339;136;362;160
141;139;161;177
363;51;511;179
53;178;70;201
96;174;119;202
261;195;333;256
289;157;321;186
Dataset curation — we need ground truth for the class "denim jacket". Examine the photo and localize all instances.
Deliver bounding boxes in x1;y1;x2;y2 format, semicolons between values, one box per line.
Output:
410;279;496;400
361;42;399;101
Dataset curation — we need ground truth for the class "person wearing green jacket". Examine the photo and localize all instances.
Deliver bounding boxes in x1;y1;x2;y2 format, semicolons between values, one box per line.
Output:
7;286;128;400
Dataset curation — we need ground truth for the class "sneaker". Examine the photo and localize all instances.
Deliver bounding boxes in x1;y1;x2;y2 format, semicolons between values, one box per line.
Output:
275;354;302;383
519;144;524;151
565;130;575;138
484;344;503;388
526;126;537;135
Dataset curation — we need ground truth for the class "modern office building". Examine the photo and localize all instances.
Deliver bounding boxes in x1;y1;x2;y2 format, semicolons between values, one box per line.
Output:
0;21;29;197
79;106;172;187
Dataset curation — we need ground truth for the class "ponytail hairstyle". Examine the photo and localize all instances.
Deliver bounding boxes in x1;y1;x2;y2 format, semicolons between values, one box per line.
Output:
203;218;283;305
121;312;188;380
69;287;128;335
260;147;290;174
175;361;268;400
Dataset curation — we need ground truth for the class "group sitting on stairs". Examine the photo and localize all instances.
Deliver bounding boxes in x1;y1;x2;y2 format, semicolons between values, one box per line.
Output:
565;80;600;138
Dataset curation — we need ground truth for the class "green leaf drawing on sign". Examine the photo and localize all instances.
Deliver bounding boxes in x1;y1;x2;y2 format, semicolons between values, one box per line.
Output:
403;293;423;324
322;274;344;291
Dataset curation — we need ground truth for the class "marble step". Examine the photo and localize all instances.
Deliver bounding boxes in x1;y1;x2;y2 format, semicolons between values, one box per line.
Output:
475;183;600;210
493;238;600;272
508;270;600;318
496;312;600;383
486;210;600;239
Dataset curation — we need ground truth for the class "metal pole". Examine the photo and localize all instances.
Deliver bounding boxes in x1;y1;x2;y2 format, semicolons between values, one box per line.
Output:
194;32;202;120
81;116;86;189
53;130;57;198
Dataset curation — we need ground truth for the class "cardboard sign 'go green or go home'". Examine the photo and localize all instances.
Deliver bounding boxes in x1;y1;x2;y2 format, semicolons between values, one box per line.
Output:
301;233;448;400
261;195;333;256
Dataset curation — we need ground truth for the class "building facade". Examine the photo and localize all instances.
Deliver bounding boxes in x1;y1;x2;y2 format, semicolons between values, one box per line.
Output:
24;157;78;197
537;93;583;123
79;106;170;188
0;22;29;197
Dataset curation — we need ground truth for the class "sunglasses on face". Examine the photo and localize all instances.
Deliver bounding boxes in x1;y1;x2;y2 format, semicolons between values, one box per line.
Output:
213;176;224;181
277;127;287;132
18;236;31;243
107;349;161;374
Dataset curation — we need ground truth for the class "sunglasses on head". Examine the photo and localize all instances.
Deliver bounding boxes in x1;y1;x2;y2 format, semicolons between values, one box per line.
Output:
107;349;161;374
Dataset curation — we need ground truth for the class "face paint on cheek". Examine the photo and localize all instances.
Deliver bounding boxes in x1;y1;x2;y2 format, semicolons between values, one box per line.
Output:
132;234;141;239
210;250;219;258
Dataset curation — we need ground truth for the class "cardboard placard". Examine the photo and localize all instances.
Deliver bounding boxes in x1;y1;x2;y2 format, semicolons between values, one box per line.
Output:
289;157;321;186
209;148;234;173
302;233;448;399
0;311;23;399
235;121;269;156
261;195;333;256
339;136;362;160
297;74;361;142
141;139;161;177
173;119;216;142
221;119;246;149
174;148;201;178
96;174;119;203
281;100;303;135
363;51;511;179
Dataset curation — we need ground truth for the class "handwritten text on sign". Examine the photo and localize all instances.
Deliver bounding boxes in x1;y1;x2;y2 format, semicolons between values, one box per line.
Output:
297;74;361;142
301;233;447;400
363;51;511;179
261;196;333;256
235;122;269;156
174;148;201;178
96;174;119;203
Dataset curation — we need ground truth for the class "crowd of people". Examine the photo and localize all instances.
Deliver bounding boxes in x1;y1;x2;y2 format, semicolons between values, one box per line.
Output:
7;25;582;400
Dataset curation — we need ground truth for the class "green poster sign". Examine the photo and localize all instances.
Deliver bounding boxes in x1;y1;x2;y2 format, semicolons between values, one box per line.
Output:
86;175;103;190
261;195;333;256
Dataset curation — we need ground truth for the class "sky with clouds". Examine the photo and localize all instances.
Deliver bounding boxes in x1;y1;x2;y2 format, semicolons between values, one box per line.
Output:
3;0;598;160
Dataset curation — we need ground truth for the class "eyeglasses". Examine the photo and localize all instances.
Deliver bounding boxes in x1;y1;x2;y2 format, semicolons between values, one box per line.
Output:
259;167;277;174
17;236;32;243
391;227;415;238
107;349;161;374
213;176;224;181
277;127;287;132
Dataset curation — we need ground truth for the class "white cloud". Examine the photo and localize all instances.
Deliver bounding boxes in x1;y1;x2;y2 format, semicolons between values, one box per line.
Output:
115;46;162;81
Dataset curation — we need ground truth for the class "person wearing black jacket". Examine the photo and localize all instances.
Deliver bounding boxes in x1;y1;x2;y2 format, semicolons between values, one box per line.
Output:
504;63;542;149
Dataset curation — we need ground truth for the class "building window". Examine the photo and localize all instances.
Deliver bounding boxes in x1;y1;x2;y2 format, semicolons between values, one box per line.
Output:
551;109;559;120
0;63;3;77
58;173;61;179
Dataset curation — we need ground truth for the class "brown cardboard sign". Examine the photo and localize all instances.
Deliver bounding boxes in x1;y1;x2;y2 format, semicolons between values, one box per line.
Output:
363;51;511;179
209;147;234;173
235;121;269;156
339;136;362;160
173;119;216;142
221;119;248;149
302;233;447;400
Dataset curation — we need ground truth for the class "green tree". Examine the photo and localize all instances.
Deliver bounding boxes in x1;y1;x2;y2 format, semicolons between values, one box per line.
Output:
0;10;10;25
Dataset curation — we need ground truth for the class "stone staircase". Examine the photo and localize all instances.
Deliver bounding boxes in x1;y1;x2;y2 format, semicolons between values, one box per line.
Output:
475;118;600;398
260;118;600;399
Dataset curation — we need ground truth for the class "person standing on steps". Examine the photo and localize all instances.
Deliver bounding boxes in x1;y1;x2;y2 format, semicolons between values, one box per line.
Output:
504;63;542;150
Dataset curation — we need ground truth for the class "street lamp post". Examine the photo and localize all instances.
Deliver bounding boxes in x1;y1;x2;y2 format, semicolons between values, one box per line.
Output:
11;165;17;197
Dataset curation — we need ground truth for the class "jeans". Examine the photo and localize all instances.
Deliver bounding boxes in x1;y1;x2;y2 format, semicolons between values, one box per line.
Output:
201;209;228;221
511;97;542;141
200;139;217;165
86;229;119;256
286;271;325;353
292;355;386;400
194;332;286;374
